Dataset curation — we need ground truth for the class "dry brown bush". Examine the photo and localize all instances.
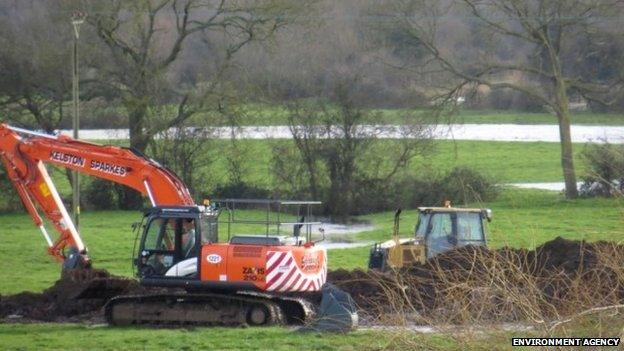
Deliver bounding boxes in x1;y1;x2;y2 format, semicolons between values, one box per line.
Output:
329;237;624;334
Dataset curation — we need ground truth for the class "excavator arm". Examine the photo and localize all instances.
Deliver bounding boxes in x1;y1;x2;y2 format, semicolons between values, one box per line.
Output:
0;124;194;264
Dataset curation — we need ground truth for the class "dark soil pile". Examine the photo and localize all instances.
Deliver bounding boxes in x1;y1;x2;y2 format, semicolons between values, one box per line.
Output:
328;237;624;323
0;268;145;322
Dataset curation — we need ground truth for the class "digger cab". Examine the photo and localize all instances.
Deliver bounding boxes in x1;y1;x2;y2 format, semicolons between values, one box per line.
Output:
416;206;491;259
136;205;219;279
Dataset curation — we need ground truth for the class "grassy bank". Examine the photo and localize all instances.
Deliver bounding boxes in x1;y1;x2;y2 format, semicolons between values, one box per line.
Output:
46;103;624;127
164;139;587;185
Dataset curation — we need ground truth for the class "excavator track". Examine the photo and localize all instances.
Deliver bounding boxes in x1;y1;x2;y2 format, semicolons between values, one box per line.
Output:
104;292;316;327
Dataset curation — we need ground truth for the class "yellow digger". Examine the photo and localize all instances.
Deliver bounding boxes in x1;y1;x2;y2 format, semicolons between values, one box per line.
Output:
368;202;492;271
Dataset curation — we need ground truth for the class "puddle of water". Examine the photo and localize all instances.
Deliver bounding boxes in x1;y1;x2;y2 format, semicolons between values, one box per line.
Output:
279;223;375;236
318;241;373;250
508;182;582;191
361;322;533;334
362;325;437;333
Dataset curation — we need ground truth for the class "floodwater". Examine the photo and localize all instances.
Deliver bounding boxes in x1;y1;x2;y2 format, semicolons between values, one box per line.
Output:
234;222;376;250
317;241;373;250
361;322;533;333
300;223;376;236
508;182;581;191
291;222;376;250
58;124;624;143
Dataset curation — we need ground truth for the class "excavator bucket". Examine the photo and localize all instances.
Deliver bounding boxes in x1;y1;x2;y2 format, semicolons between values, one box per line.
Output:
300;283;358;332
60;265;136;300
62;247;90;270
60;248;131;300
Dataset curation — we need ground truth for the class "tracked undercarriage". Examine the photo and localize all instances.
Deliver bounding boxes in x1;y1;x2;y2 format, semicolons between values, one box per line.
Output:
105;291;317;327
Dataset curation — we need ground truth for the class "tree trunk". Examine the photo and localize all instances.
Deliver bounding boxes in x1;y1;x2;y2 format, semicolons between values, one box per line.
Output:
303;152;319;200
122;101;149;209
554;85;578;199
557;113;578;198
128;109;149;153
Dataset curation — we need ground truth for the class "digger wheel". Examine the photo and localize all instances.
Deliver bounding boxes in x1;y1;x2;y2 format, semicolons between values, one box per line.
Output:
246;304;270;326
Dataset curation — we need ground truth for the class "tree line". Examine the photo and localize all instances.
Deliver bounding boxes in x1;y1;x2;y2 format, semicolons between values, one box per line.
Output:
1;0;623;207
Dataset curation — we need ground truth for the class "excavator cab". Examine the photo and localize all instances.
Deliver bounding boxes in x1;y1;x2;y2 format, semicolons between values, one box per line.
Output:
416;207;491;259
137;205;218;279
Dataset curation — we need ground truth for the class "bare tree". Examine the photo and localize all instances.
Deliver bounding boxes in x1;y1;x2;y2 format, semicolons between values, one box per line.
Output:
86;0;292;152
0;2;71;133
378;0;623;198
78;0;293;207
149;123;216;198
274;77;433;218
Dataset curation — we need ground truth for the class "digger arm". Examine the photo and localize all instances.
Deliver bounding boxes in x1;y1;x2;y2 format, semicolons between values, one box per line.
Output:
0;124;195;263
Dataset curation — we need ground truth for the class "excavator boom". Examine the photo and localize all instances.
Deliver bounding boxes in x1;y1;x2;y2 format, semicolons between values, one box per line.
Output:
0;124;193;262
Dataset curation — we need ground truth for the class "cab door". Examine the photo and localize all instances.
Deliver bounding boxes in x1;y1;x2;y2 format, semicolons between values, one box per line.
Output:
138;217;177;277
138;216;200;278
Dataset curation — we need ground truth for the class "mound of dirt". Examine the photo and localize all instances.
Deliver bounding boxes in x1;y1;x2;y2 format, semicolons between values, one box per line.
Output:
0;268;144;322
328;237;624;323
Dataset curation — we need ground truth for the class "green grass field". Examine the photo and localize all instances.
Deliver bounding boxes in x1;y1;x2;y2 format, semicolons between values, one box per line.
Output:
0;323;525;351
178;138;591;188
1;190;622;350
1;188;621;295
3;320;619;350
37;138;587;204
1;135;602;292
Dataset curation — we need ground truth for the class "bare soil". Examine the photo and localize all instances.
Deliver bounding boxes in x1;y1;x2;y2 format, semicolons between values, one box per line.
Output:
0;269;146;323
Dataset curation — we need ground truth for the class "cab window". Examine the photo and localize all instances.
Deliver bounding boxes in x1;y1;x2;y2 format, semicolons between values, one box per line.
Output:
415;214;430;236
199;215;218;244
140;218;177;277
143;218;175;251
425;213;453;258
456;213;485;243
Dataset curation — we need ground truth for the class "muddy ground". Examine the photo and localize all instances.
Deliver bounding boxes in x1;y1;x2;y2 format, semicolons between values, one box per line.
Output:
1;237;623;325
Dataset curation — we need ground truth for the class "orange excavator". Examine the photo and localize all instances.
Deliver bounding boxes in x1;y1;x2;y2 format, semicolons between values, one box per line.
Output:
0;124;356;329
